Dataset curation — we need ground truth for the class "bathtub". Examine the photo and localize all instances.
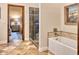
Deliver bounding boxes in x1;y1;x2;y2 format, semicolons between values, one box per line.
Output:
48;36;77;55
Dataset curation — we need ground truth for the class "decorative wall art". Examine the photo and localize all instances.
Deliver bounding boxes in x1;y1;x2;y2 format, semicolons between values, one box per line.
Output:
64;4;78;25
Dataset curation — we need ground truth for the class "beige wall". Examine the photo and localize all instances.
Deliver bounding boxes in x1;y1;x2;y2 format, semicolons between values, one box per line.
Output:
0;3;39;43
0;3;7;43
39;4;61;51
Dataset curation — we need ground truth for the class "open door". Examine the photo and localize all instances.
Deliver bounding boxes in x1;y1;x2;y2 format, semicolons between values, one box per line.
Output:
8;4;24;43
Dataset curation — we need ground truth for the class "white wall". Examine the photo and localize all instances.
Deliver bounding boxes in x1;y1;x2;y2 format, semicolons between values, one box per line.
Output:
0;3;39;43
39;4;61;51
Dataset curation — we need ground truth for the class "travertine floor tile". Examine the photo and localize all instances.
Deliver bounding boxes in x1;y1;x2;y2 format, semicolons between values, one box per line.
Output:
0;40;49;55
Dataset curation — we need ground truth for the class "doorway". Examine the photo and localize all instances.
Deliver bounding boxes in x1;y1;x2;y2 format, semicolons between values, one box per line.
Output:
8;4;24;44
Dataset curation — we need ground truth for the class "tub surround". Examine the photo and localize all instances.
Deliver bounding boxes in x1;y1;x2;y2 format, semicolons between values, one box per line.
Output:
48;36;77;55
48;31;77;55
48;31;77;40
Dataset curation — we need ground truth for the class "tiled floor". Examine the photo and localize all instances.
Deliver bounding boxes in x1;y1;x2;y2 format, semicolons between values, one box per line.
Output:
0;40;49;55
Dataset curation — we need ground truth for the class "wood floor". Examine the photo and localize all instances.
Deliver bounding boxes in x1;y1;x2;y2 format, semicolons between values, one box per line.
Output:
0;40;49;55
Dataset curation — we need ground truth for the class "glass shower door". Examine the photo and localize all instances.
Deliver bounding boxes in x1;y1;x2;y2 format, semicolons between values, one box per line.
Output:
29;7;39;47
29;7;35;40
34;8;39;46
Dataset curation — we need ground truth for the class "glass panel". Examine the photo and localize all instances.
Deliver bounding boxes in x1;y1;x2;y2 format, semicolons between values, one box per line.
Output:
29;7;39;47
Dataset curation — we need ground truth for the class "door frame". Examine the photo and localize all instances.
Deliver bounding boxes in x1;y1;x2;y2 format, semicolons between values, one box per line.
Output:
7;4;25;43
77;3;79;55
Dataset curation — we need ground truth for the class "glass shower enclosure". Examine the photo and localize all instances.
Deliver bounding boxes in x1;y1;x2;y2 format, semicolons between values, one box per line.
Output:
29;7;39;47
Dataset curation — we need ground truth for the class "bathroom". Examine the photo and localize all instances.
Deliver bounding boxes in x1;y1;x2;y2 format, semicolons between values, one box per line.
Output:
39;3;77;55
0;3;78;55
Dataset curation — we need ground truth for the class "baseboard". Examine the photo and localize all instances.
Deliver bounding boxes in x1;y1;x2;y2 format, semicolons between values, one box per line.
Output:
0;40;7;44
39;47;48;52
25;37;29;40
